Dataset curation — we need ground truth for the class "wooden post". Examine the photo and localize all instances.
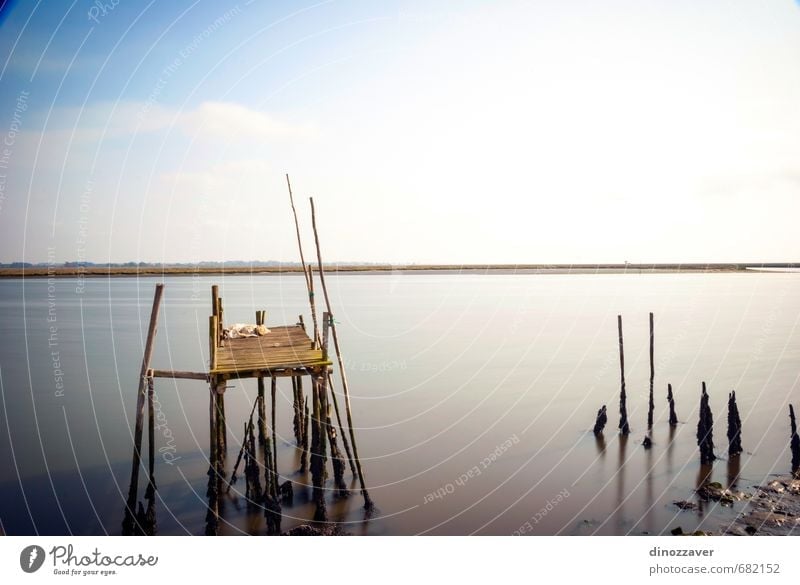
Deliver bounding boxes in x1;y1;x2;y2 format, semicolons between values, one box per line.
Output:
667;383;678;427
310;197;373;510
727;391;743;456
216;297;224;344
209;316;218;371
144;375;157;500
217;386;227;461
271;376;278;494
648;312;654;430
123;283;165;535
205;380;219;535
310;374;328;521
256;311;267;446
617;315;630;436
790;405;800;478
697;382;716;464
593;405;607;436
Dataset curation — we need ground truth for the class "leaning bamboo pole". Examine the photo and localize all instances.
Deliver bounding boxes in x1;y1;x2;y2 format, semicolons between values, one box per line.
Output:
285;176;352;473
310;197;373;510
123;283;165;535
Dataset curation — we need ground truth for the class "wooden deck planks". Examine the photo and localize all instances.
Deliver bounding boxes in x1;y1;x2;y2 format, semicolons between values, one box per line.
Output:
212;325;330;375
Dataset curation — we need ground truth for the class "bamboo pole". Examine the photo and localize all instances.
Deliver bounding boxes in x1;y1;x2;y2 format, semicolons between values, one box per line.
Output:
123;283;165;535
617;315;630;436
310;197;373;510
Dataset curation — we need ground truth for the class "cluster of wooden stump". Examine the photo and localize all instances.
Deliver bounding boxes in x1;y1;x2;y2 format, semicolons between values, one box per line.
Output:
592;313;800;478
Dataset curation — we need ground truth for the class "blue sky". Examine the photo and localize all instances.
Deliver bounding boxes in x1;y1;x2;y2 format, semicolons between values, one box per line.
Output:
1;0;799;264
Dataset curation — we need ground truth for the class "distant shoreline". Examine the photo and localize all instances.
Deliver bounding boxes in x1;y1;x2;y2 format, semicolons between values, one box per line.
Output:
1;263;798;279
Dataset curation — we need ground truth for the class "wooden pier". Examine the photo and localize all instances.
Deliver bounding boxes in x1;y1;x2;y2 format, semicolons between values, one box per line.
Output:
122;184;372;536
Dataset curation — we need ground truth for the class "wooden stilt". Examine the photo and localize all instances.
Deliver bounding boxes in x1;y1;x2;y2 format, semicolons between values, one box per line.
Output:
617;315;630;436
310;197;374;511
310;374;328;521
256;310;267;446
205;381;219;535
123;283;165;536
144;376;156;499
300;393;310;473
270;376;278;493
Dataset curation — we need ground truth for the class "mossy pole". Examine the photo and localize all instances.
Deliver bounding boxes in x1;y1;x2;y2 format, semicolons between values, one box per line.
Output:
310;197;374;511
617;315;630;435
123;283;164;535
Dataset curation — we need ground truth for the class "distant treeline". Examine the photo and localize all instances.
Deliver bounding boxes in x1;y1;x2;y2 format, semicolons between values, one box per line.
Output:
1;262;798;279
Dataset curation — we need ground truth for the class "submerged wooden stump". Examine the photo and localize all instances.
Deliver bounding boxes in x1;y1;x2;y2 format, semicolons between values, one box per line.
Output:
697;382;716;464
727;391;743;456
790;405;800;478
593;405;607;436
667;383;678;427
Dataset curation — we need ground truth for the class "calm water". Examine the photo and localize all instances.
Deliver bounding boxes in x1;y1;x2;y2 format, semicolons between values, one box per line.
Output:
0;272;799;535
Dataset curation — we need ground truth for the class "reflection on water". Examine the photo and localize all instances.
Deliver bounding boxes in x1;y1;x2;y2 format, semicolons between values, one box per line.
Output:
727;455;741;489
0;273;798;535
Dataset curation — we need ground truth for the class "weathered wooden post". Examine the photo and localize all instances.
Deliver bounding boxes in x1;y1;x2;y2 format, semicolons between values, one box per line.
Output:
697;382;716;464
647;312;654;430
727;391;743;456
310;374;328;521
256;311;267;446
123;283;164;536
790;405;800;478
617;315;630;435
593;405;607;435
667;383;678;427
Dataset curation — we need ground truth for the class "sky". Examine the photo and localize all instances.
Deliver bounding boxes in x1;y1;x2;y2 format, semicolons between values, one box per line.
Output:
0;0;799;264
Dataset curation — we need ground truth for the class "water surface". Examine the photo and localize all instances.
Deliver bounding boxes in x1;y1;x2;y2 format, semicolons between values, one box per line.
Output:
1;272;798;535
